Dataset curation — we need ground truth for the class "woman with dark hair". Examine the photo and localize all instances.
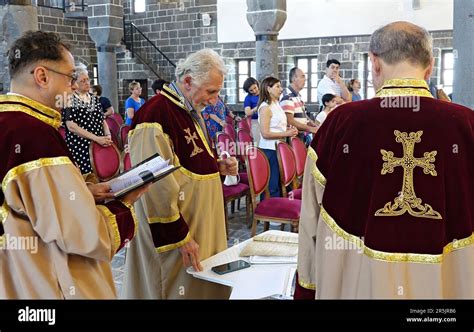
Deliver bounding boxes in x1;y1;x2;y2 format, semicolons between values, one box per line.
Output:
316;93;337;125
257;76;298;197
243;77;261;144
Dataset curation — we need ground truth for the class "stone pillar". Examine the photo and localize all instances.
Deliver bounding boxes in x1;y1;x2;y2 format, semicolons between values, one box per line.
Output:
0;0;38;92
452;0;474;109
87;0;123;112
246;0;286;81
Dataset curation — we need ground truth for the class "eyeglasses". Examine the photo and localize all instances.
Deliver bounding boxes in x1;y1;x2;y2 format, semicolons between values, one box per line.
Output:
78;78;92;85
30;66;78;85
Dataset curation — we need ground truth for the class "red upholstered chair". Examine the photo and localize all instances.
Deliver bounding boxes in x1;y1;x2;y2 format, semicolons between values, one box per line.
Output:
120;124;131;150
110;113;124;126
105;117;122;149
290;137;307;183
225;115;234;125
245;146;301;236
276;141;302;200
217;131;249;186
246;117;252;136
89;141;121;181
224;123;237;142
123;152;132;171
237;118;251;133
236;129;254;185
215;132;251;232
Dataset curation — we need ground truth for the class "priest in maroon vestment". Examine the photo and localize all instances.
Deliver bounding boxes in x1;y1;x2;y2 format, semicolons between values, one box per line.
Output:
0;31;147;299
296;21;474;299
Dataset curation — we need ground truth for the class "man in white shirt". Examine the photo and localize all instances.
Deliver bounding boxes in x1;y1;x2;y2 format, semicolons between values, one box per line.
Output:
317;59;352;106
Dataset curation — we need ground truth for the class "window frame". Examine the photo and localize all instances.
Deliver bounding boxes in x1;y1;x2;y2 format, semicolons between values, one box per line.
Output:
440;49;454;95
295;56;318;103
133;0;146;14
236;59;255;103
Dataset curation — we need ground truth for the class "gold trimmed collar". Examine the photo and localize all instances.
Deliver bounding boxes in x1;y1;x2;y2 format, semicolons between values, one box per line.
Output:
160;84;215;158
161;84;187;111
375;79;433;98
0;94;62;129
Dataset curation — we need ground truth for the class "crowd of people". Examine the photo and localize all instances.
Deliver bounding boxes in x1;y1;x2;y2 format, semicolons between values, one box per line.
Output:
0;19;472;301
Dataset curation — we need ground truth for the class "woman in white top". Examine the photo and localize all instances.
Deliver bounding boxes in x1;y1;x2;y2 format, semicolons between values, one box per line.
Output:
316;93;337;126
257;76;298;197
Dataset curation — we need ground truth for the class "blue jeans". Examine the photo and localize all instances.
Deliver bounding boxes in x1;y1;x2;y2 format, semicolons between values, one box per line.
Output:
262;149;281;198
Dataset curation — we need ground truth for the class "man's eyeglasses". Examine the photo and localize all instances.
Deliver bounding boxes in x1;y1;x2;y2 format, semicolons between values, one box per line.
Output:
30;66;78;85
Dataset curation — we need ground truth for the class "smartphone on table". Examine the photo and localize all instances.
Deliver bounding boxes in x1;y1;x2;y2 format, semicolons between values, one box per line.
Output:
211;260;251;275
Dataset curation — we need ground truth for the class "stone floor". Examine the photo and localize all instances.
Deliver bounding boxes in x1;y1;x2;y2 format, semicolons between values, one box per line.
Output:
111;198;287;297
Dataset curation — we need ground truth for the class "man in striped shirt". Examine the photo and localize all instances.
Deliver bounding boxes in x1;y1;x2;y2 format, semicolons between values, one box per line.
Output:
280;67;319;138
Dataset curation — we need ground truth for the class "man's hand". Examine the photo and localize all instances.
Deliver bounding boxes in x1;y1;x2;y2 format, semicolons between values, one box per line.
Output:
120;183;152;206
180;238;202;272
87;182;115;202
218;157;238;176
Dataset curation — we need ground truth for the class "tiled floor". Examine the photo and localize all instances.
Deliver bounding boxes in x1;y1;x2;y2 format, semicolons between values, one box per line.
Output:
112;198;287;297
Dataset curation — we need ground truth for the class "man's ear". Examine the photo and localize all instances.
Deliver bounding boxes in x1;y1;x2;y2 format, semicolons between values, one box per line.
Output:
424;57;435;81
31;66;49;88
183;75;193;91
369;52;381;76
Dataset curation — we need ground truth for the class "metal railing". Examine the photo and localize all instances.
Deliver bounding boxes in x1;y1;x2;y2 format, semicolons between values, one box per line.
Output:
123;21;176;80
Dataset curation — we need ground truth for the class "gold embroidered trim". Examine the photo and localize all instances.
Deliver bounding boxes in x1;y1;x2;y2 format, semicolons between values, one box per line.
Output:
0;94;62;129
0;201;8;224
2;157;72;193
120;200;139;238
320;206;473;264
0;104;62;129
298;278;316;291
375;79;433;98
156;232;191;253
148;213;180;224
97;205;121;252
179;167;220;181
191;117;215;158
129;122;217;180
183;127;204;157
0;235;4;247
308;147;326;187
307;146;317;162
375;130;441;220
161;85;187;110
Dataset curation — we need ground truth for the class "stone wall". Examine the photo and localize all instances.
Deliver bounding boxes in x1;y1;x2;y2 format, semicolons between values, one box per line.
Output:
37;7;97;72
122;0;453;111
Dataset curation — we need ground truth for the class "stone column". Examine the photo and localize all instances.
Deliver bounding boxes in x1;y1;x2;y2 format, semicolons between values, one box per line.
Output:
87;0;123;112
246;0;286;81
452;0;474;109
0;0;38;92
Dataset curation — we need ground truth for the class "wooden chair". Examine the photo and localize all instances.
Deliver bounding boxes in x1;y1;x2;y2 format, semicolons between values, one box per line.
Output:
105;117;122;150
216;132;252;233
276;141;301;200
89;141;121;181
245;146;301;236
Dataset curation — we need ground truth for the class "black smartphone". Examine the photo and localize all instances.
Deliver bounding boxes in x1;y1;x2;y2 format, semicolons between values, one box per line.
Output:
211;260;251;275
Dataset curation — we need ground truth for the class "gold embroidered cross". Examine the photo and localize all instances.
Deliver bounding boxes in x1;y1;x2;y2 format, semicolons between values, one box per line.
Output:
375;130;442;219
184;128;203;158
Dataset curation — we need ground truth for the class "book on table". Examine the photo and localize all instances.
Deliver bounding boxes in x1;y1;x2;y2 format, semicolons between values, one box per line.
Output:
109;153;180;198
